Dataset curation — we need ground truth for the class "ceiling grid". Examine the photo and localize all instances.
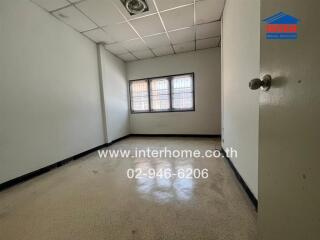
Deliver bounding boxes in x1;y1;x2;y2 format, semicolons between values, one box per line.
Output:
31;0;224;61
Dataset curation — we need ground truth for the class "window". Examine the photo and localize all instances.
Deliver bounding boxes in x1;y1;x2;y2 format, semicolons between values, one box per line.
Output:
150;78;170;111
171;75;194;110
130;80;149;112
130;73;194;113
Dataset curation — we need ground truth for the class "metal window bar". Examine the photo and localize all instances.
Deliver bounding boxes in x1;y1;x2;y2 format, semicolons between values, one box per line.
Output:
129;73;195;113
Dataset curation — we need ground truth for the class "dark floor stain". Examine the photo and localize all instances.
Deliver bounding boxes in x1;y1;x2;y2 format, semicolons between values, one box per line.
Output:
302;174;306;179
92;170;99;174
131;230;136;234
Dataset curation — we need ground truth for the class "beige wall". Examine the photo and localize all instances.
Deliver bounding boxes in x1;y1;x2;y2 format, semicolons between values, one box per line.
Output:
126;48;221;135
221;0;260;198
98;45;130;143
0;0;105;184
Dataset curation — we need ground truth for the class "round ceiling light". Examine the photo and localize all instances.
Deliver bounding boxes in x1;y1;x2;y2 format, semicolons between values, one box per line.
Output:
125;0;147;15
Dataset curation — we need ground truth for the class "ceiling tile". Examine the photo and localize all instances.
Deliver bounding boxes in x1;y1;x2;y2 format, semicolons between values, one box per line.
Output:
152;45;174;57
195;0;225;24
121;39;148;52
196;37;220;50
196;21;221;39
118;53;137;62
32;0;69;12
83;28;115;44
168;27;195;44
76;0;124;27
132;49;155;59
53;6;97;32
103;23;138;42
161;5;194;31
113;0;157;21
156;0;193;11
144;33;170;48
105;43;128;55
130;14;164;36
173;41;195;53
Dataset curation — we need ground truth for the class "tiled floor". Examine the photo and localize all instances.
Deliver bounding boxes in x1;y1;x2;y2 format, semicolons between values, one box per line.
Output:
0;137;257;240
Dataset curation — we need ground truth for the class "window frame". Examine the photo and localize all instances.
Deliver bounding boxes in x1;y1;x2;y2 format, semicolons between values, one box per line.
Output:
129;72;195;114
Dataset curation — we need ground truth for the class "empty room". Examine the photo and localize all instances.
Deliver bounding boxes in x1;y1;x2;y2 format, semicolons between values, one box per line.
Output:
1;0;319;239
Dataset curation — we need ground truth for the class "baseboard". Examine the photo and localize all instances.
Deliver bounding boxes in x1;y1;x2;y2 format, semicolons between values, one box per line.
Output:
130;134;221;138
220;147;258;211
0;134;131;192
107;134;131;145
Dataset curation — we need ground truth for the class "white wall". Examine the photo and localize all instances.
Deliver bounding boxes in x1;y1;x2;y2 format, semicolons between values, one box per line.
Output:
0;0;105;184
127;48;221;135
98;45;129;143
221;0;260;198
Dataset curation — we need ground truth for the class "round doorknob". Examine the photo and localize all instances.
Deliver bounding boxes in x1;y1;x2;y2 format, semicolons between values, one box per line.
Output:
249;74;272;91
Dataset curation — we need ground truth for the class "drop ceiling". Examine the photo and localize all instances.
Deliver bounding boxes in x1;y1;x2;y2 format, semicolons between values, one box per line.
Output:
31;0;225;62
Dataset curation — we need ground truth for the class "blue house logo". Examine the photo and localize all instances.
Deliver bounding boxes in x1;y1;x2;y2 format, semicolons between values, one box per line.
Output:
263;12;300;40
